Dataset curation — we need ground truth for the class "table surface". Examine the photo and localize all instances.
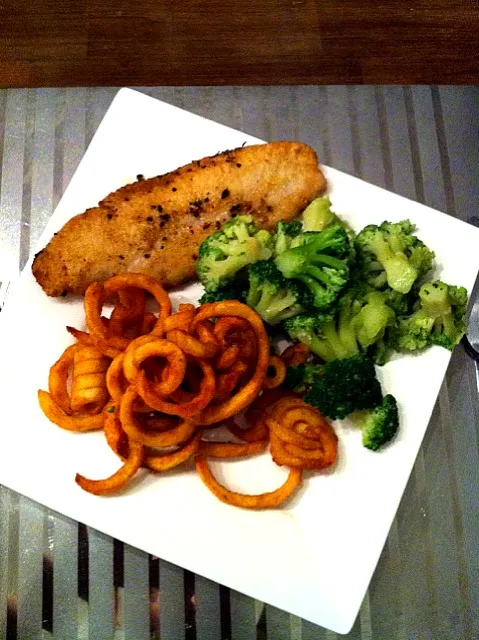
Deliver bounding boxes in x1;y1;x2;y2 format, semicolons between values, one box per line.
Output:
2;2;479;86
1;86;479;640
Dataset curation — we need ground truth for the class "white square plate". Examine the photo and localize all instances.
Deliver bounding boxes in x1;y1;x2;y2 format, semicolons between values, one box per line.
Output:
1;88;478;634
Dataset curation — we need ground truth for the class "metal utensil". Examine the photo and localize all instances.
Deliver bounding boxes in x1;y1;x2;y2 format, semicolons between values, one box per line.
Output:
462;281;479;362
0;280;10;311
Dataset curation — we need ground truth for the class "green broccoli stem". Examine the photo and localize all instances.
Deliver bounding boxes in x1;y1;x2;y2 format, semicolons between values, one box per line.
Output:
310;254;347;270
308;334;337;362
233;226;252;242
352;292;395;349
255;290;297;325
323;322;354;358
420;287;451;318
349;409;368;428
369;235;418;294
302;197;335;231
306;320;354;361
302;266;334;286
254;291;276;316
296;275;329;306
434;312;456;339
337;297;360;356
275;249;345;279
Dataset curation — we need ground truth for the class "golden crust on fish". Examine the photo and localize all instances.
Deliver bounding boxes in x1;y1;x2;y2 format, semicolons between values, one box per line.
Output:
32;141;326;296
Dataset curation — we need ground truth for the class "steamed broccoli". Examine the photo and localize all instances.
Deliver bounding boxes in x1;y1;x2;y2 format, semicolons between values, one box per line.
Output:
367;338;392;366
351;290;396;350
285;357;399;449
284;311;357;362
245;259;312;325
283;287;395;362
272;219;303;256
197;215;272;292
302;196;356;247
199;283;247;304
356;220;434;294
274;224;351;309
302;196;337;231
297;354;382;420
284;362;319;394
392;280;467;351
351;395;399;451
385;287;416;317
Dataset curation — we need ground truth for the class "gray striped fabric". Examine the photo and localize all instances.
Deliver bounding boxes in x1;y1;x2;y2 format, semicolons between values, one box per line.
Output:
0;86;478;640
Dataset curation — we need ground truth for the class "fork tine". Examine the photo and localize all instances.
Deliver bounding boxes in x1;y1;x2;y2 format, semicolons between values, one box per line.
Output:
0;280;11;310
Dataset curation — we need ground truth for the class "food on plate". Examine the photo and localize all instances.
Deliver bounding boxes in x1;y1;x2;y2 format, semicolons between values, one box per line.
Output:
36;154;471;504
286;353;383;420
273;224;351;309
282;287;396;363
195;457;302;510
245;259;311;326
355;219;435;295
70;346;110;413
350;395;399;452
32;142;325;297
285;354;399;450
48;344;79;414
196;215;273;293
39;272;336;507
267;397;338;469
271;219;303;256
38;389;105;432
280;343;311;367
390;280;467;352
201;195;468;368
263;355;287;389
76;437;144;496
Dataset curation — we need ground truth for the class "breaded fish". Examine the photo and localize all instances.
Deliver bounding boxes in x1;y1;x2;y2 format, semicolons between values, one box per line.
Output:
32;141;326;296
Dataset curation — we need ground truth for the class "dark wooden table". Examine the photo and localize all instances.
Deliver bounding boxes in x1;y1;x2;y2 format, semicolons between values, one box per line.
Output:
2;0;478;86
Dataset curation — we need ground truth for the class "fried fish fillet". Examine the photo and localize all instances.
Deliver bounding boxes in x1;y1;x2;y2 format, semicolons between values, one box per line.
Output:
32;141;326;296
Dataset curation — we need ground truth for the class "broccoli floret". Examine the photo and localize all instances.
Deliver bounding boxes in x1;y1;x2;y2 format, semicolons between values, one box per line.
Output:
302;196;336;231
245;259;311;325
385;288;416;317
285;360;399;449
356;220;435;294
302;353;383;420
302;196;356;246
367;338;392;366
199;283;247;304
347;286;396;364
284;311;358;362
274;225;351;309
351;394;399;451
197;215;272;292
284;362;319;394
392;280;467;351
407;239;435;281
283;286;395;362
272;219;303;256
351;290;396;350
